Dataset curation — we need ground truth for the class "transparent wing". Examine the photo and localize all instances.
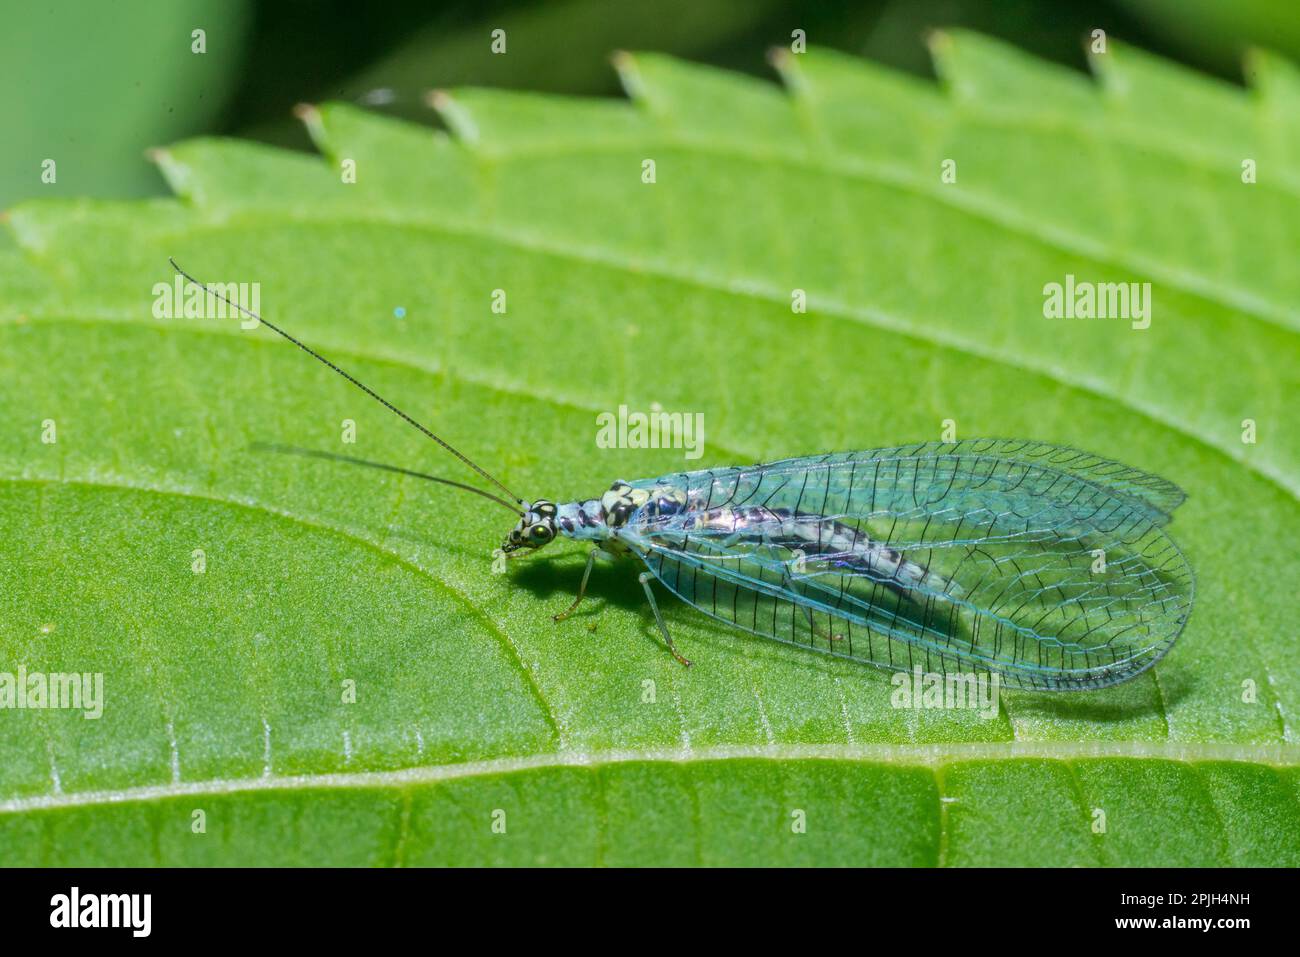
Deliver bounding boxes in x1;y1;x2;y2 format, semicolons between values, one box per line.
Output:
623;440;1194;691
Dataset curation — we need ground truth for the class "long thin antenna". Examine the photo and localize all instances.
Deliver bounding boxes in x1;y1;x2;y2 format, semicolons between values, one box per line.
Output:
169;258;522;504
251;443;524;515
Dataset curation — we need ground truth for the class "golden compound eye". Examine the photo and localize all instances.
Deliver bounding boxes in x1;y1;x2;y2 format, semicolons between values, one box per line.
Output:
531;525;551;541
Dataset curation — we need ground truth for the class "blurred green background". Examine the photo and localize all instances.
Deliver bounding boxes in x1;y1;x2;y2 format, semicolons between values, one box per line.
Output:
5;0;1296;211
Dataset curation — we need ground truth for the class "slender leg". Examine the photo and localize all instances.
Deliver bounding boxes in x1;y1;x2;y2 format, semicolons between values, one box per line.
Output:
638;572;692;667
553;548;599;622
785;568;843;644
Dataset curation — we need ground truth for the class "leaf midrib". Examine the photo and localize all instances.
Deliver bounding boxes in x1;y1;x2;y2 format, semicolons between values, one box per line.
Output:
2;741;1296;815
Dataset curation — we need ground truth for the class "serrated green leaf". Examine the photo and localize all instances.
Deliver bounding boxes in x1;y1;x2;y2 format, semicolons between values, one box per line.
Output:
1;36;1297;866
